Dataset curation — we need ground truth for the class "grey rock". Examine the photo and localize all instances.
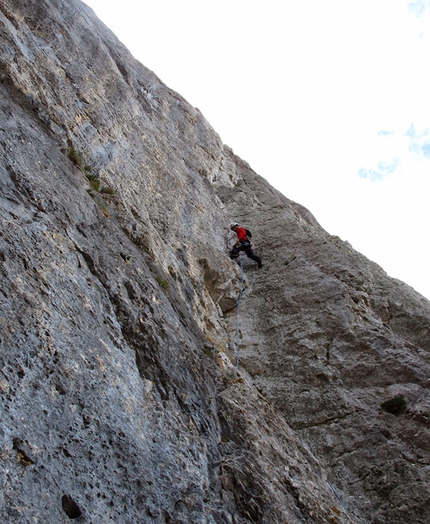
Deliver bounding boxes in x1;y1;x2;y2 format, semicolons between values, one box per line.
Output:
0;1;429;523
218;157;430;523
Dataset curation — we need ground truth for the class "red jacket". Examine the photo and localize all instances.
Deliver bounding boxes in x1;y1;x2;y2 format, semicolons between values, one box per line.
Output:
235;227;248;242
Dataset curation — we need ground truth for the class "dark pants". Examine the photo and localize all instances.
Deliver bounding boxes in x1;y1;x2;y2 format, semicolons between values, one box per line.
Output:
230;241;262;267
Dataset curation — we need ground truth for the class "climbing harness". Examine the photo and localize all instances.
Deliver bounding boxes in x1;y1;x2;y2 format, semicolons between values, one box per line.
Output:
235;254;245;370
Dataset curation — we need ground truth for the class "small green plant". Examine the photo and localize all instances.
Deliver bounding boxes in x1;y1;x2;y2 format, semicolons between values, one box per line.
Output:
201;345;215;358
86;175;115;196
68;146;91;174
155;275;170;290
87;174;101;192
68;147;84;168
68;146;115;216
100;186;115;195
380;395;407;415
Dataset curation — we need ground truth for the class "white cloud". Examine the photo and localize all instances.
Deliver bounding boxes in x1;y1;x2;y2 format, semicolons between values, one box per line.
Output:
422;144;430;158
358;158;401;182
405;124;430;159
408;0;430;16
357;122;430;183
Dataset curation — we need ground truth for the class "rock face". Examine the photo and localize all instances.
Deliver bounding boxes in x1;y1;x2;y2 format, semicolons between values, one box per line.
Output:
1;1;429;523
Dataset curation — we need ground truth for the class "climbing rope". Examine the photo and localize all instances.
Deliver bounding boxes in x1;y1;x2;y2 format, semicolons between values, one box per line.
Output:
235;255;245;370
327;480;349;515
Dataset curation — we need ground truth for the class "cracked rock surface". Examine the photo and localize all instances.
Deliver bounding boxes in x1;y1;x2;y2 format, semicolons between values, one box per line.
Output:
1;1;430;523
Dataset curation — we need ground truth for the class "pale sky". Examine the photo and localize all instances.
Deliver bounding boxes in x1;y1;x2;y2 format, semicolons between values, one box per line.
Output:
84;0;430;300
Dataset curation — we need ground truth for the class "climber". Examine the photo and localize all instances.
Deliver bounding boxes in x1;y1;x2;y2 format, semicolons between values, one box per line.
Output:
229;222;263;268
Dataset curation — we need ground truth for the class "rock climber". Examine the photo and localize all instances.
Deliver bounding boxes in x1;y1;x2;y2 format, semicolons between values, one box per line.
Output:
229;222;262;268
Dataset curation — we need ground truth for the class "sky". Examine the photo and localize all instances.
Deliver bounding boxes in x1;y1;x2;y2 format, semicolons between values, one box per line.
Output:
84;0;430;300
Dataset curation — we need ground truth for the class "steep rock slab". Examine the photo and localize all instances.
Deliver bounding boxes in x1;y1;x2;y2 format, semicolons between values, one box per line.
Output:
1;0;351;522
0;84;222;522
218;151;430;523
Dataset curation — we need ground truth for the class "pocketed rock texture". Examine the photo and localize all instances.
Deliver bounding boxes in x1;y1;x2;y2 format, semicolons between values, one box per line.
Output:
0;1;429;523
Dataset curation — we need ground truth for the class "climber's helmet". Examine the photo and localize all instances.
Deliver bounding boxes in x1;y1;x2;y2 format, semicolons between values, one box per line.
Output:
230;222;239;230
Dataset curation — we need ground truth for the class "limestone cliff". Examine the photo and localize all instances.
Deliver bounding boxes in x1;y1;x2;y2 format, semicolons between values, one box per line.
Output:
1;1;429;523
